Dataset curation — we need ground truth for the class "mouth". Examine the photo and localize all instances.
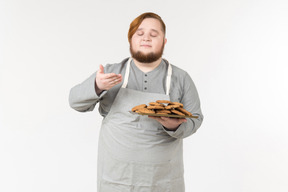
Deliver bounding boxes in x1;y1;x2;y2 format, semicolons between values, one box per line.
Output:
140;45;152;48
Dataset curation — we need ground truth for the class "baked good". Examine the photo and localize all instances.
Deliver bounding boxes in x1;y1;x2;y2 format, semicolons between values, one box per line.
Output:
132;100;193;117
156;100;172;104
171;109;185;116
136;108;155;114
170;102;184;108
165;104;181;109
155;109;171;114
147;105;165;110
176;107;192;116
149;102;165;107
132;104;147;112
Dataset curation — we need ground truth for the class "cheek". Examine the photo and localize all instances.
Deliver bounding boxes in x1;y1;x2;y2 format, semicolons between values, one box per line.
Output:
154;40;164;49
130;42;137;50
131;38;140;47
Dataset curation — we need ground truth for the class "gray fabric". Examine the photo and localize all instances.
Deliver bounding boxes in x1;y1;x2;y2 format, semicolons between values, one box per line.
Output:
128;59;167;93
98;87;184;191
69;57;203;138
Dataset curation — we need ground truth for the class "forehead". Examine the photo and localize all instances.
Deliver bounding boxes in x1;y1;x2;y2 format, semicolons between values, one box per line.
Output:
137;18;164;33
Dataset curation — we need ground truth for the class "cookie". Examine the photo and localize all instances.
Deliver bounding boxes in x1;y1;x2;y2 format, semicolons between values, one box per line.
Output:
155;109;171;114
170;102;184;108
136;108;155;114
165;104;181;109
131;104;147;112
171;109;185;116
149;102;165;107
176;107;192;116
147;105;165;110
156;100;172;104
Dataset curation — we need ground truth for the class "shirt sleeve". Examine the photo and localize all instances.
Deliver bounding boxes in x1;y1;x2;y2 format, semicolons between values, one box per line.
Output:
164;72;204;138
69;72;107;112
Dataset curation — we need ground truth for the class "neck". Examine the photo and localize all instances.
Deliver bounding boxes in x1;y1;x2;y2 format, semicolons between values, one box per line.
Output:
133;57;162;73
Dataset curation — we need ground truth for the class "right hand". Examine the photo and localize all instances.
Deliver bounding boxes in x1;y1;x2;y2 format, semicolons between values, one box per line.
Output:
95;64;122;95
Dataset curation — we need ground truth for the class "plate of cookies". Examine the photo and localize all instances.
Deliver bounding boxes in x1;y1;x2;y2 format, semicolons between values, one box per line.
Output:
130;100;198;118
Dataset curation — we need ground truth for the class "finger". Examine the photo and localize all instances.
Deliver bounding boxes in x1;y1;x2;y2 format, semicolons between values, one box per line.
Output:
108;79;117;85
179;118;187;123
107;75;121;82
112;74;122;79
110;77;122;85
173;118;187;124
115;75;122;83
103;73;121;79
99;64;104;74
160;117;170;121
148;116;160;120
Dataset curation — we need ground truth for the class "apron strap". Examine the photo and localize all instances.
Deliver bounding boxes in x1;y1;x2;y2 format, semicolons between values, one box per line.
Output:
121;58;132;88
165;59;172;95
122;58;172;95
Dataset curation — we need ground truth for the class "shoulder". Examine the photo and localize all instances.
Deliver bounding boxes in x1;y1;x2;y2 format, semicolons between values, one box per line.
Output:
168;61;195;88
171;64;189;77
167;62;191;83
104;57;130;74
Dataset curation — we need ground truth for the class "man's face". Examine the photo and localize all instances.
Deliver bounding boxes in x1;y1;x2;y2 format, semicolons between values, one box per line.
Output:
130;18;167;63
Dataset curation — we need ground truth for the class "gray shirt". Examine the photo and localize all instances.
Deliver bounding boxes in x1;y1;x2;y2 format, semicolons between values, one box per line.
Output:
69;58;203;138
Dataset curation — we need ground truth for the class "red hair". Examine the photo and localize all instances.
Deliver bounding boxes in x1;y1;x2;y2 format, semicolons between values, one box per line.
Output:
128;12;166;43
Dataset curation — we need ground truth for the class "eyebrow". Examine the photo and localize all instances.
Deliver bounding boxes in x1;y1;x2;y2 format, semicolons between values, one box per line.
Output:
137;28;160;34
151;29;159;34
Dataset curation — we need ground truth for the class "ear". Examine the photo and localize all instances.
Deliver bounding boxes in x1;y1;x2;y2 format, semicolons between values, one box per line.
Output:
164;38;167;45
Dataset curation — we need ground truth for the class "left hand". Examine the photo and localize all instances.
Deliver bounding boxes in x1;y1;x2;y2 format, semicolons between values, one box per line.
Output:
148;116;187;131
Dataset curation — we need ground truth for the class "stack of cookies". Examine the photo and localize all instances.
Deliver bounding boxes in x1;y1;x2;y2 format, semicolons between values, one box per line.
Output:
131;100;192;117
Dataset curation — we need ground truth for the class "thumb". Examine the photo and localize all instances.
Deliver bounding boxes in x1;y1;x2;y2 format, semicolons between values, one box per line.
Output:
98;64;105;74
180;118;188;123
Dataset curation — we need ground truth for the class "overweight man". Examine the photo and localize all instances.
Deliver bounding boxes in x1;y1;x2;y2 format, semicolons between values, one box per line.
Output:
69;12;203;192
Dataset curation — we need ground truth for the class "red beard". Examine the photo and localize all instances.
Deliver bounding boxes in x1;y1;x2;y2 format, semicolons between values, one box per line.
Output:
129;43;165;63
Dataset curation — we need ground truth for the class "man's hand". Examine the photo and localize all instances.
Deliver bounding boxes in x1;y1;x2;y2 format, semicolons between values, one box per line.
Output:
148;116;187;131
95;64;122;95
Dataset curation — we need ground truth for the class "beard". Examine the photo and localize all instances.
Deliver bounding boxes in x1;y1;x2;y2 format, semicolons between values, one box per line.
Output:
130;43;165;63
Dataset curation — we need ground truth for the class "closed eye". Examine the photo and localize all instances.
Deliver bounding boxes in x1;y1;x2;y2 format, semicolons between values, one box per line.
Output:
150;30;159;37
137;32;144;36
150;33;158;37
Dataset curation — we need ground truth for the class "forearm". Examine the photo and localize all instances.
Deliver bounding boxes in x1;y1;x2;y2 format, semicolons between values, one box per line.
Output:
164;72;204;138
163;114;203;138
69;72;104;112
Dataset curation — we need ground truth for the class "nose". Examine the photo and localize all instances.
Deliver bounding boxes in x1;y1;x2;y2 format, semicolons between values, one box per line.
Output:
143;34;151;41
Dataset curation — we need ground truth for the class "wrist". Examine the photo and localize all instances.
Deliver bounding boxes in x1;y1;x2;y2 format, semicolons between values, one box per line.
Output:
95;81;103;96
163;124;180;131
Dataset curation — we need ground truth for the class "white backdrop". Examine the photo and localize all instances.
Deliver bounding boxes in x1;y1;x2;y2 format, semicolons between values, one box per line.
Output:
1;0;288;191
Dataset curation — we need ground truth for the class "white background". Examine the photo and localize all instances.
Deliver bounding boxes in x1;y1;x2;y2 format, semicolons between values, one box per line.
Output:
1;0;288;191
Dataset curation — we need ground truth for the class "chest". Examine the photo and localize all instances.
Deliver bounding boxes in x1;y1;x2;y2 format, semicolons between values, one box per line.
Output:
127;66;167;94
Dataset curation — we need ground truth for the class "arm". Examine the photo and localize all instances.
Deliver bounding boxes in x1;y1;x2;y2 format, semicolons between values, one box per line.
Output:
69;65;122;112
150;72;203;138
165;73;203;138
69;72;102;112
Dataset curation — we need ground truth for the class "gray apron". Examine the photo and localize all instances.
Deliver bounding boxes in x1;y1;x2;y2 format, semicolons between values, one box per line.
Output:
97;58;185;192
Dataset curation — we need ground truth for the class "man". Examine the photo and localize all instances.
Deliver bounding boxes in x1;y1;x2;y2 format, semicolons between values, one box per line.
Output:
69;12;203;192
